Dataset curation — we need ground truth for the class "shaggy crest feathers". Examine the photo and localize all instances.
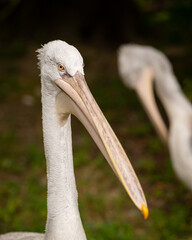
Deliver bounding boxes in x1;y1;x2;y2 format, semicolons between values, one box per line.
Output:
37;40;84;76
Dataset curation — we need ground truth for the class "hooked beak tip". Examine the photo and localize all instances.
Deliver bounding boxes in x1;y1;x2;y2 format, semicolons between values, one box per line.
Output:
142;203;149;219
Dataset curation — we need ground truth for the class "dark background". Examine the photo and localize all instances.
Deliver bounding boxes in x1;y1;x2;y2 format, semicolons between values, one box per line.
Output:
1;0;192;79
1;0;192;47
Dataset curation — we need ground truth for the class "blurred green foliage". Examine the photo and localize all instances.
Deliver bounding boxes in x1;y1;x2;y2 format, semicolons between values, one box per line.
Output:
135;0;192;45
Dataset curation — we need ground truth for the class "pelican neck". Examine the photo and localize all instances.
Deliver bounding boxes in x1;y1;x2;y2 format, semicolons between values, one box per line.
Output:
41;89;87;240
155;72;192;122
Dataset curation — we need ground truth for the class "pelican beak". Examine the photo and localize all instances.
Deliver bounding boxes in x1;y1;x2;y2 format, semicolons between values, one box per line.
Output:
135;67;168;144
55;71;148;219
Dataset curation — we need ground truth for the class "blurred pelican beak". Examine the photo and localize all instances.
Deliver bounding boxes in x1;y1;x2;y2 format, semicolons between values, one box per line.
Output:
55;71;148;219
135;67;168;144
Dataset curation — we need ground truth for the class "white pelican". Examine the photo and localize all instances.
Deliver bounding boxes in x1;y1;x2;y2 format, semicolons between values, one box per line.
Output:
118;44;192;190
0;40;148;240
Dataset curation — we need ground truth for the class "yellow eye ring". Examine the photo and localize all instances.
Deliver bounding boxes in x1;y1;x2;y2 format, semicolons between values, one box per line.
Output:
58;64;65;71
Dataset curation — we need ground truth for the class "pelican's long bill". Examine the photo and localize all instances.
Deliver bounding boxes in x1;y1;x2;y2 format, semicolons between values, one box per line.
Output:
55;71;148;219
135;67;168;144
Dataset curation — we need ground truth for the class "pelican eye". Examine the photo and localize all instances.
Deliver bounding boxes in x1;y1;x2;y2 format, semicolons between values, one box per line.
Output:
58;64;65;71
82;63;85;67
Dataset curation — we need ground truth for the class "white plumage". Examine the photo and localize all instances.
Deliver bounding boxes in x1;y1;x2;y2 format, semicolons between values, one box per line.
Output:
118;44;192;190
0;40;148;240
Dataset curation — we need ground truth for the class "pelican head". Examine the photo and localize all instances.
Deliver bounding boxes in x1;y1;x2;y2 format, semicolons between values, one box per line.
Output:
37;40;148;218
37;40;84;91
118;44;172;88
118;44;169;143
